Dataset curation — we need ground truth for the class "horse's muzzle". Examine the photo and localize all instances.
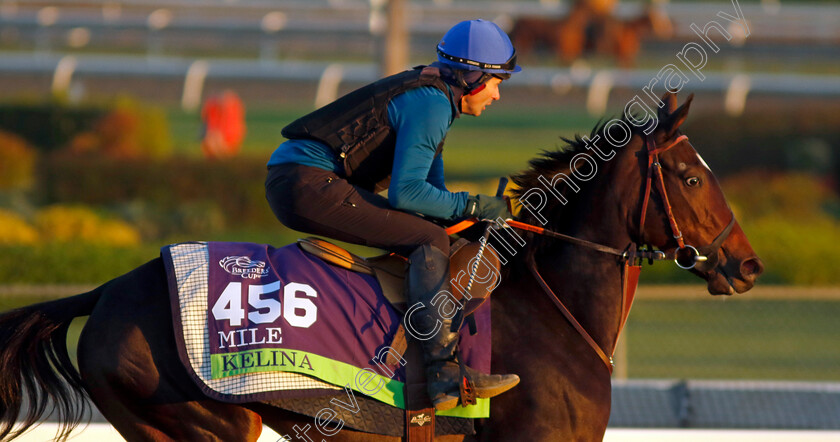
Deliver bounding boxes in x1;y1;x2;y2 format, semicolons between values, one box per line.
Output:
705;253;764;295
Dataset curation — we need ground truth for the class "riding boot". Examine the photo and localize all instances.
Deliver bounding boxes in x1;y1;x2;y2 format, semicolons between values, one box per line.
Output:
406;244;520;412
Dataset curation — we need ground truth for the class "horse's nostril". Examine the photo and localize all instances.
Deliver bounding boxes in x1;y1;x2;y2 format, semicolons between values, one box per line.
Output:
741;257;764;278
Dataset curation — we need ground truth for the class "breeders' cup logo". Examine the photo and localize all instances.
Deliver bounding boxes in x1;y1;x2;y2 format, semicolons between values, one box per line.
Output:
409;412;432;427
219;256;270;279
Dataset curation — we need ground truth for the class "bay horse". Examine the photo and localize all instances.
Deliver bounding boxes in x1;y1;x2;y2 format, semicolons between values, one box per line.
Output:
0;93;762;441
510;2;673;67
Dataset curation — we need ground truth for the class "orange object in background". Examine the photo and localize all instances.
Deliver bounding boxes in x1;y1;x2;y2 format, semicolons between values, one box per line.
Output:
200;91;246;158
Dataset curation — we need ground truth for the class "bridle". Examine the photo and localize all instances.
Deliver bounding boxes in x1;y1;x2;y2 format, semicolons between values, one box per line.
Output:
502;133;736;372
638;134;735;271
505;134;735;268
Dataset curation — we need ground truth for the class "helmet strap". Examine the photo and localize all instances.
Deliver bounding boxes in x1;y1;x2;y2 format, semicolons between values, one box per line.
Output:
468;83;487;96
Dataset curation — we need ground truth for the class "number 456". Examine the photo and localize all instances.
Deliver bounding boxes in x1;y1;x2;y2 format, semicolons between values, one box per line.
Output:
211;281;318;328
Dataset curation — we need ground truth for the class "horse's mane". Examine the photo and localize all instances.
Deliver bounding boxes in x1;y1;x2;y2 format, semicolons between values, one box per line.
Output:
510;113;648;226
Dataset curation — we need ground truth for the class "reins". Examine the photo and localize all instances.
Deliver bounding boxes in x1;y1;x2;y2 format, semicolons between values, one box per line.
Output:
503;219;665;262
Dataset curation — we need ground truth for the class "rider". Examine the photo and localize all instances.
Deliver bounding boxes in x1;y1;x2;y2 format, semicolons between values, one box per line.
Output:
265;19;521;411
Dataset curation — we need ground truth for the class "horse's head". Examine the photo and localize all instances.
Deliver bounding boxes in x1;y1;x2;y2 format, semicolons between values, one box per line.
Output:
633;92;763;294
510;92;762;294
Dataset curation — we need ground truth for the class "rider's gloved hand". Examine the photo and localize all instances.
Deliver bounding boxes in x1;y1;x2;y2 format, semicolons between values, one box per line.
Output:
464;194;512;221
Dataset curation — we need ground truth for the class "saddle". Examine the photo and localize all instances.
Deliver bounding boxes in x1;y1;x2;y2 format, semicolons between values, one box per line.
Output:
297;237;500;317
296;237;502;441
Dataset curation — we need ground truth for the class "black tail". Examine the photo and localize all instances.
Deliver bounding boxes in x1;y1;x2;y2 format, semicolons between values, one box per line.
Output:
0;287;104;441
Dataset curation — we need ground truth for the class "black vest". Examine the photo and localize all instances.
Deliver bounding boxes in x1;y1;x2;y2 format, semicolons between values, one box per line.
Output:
281;66;462;192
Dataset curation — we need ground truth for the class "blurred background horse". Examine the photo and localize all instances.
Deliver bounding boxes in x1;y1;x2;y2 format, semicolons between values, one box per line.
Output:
510;0;673;67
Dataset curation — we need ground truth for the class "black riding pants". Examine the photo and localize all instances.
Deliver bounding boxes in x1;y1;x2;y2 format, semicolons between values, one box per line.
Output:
265;163;450;256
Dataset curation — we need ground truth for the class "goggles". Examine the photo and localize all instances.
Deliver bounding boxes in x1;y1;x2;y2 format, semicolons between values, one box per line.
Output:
436;48;518;72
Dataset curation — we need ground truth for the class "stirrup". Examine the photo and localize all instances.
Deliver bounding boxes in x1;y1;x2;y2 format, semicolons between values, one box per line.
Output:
458;358;478;407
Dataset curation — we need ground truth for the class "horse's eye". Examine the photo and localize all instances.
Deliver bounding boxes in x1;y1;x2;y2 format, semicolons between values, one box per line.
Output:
685;177;700;187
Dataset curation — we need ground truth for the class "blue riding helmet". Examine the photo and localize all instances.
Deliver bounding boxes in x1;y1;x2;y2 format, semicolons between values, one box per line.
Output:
436;19;522;75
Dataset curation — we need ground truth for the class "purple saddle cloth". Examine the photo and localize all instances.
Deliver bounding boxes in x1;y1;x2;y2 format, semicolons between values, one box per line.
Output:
161;240;490;418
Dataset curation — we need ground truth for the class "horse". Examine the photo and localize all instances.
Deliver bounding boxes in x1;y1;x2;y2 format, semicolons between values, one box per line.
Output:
510;2;673;67
0;92;763;441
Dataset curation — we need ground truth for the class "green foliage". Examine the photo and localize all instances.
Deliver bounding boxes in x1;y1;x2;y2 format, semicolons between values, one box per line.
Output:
741;217;840;285
133;99;173;159
0;243;159;284
722;171;839;222
0;97;172;159
0;228;307;284
34;204;141;246
0;209;39;245
719;172;840;285
0;130;37;190
38;154;276;231
0;205;141;247
115;200;227;239
0;101;105;151
66;96;173;159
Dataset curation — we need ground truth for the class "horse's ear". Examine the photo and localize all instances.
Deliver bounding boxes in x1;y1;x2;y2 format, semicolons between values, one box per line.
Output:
662;93;694;137
659;91;679;117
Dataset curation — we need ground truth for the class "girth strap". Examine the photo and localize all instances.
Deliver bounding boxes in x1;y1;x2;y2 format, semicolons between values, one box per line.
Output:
404;334;435;442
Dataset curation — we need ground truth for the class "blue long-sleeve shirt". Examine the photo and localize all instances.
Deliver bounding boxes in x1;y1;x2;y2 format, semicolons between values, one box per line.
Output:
268;86;469;220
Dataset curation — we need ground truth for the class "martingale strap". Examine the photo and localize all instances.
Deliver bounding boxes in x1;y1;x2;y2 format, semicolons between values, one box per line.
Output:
619;262;642;339
526;253;614;372
525;254;644;374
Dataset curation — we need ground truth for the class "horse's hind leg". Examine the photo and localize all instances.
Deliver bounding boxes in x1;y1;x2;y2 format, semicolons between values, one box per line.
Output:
78;259;263;441
80;323;262;441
